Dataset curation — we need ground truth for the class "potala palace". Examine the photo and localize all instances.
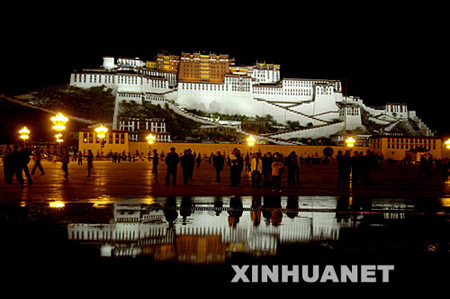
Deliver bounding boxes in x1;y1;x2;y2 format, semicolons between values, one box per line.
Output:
69;53;433;145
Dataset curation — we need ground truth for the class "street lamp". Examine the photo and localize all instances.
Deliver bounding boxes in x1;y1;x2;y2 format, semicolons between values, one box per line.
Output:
445;139;450;149
95;124;108;139
95;124;108;158
19;126;30;142
55;133;64;143
51;113;68;143
246;135;256;154
346;137;356;148
146;133;156;160
146;133;156;145
246;135;256;147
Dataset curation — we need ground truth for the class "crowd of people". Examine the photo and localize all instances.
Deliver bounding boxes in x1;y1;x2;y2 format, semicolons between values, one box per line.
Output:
160;147;302;192
3;144;449;191
335;149;379;188
2;144;34;185
2;144;82;183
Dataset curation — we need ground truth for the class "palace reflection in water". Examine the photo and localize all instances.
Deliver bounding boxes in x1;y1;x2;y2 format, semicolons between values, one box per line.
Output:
64;195;449;264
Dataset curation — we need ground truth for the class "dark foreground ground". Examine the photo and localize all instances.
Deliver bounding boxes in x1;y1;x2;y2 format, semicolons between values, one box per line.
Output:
1;159;449;295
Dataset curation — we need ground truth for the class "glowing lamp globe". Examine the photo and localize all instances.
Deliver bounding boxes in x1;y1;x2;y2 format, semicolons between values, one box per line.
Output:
19;126;30;141
146;133;156;144
95;124;108;139
346;137;356;148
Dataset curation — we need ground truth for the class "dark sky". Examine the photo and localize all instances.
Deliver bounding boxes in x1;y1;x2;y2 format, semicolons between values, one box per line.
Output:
1;4;447;135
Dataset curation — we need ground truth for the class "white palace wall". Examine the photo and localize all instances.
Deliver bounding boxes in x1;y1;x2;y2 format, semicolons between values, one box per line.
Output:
70;72;171;94
70;66;344;127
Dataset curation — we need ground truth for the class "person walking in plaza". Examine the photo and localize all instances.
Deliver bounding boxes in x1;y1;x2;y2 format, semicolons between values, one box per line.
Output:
261;152;273;187
271;154;284;192
361;150;374;186
87;149;94;177
228;148;240;187
244;153;251;174
181;149;195;185
152;149;159;178
250;152;263;188
165;147;179;186
286;151;300;187
17;144;32;185
12;144;23;184
31;149;45;175
77;151;83;165
213;151;225;182
61;147;70;178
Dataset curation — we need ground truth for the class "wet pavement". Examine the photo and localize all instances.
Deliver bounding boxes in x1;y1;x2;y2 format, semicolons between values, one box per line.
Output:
1;159;449;201
1;159;450;294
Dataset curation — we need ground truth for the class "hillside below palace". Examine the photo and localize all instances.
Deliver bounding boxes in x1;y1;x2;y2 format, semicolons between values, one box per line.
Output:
69;52;433;145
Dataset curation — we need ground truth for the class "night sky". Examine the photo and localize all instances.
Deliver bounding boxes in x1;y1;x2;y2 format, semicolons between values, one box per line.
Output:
1;4;447;135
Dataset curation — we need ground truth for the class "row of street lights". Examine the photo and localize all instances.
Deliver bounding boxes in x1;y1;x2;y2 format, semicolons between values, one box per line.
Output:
18;112;70;144
244;135;357;148
18;116;449;155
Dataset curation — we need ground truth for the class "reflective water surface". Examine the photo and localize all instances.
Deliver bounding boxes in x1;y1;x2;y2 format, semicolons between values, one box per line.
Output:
2;195;450;291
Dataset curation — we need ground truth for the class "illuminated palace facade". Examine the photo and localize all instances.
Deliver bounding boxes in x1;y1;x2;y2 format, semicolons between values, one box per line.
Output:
70;53;433;143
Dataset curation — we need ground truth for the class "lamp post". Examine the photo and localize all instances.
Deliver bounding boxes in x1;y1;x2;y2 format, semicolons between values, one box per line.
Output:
95;124;108;159
51;112;68;142
445;139;450;149
146;133;156;162
246;135;255;146
146;133;156;145
345;137;356;148
246;135;256;154
19;126;30;143
51;113;68;156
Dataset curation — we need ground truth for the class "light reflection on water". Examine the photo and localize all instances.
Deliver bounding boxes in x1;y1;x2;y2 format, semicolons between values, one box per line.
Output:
56;195;450;263
0;195;447;291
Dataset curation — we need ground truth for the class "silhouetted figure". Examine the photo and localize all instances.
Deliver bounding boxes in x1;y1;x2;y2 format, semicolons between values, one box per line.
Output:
419;154;432;179
213;151;225;182
77;151;83;165
12;145;23;183
286;151;300;186
31;149;45;175
228;148;240;187
181;149;195;185
180;196;193;225
152;149;159;177
87;149;94;177
261;152;273;187
164;196;178;228
16;144;32;184
165;147;179;186
61;147;70;178
228;195;243;228
361;150;374;186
